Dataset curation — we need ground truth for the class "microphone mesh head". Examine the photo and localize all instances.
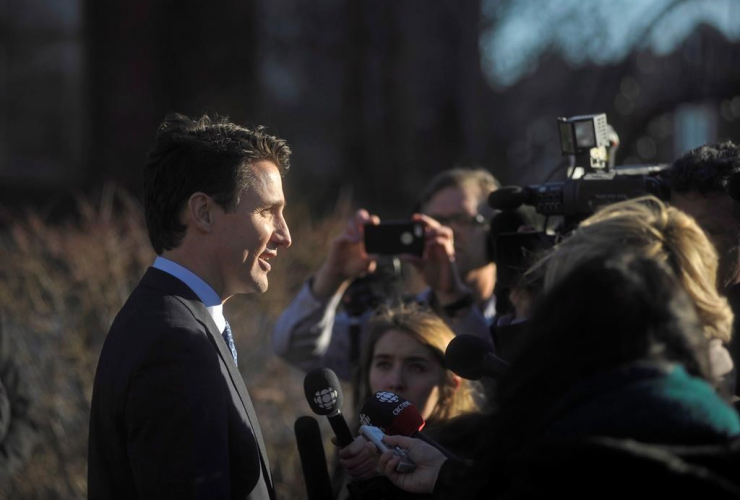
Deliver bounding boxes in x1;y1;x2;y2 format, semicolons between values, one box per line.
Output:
304;368;344;416
360;391;425;436
445;334;492;380
375;391;400;404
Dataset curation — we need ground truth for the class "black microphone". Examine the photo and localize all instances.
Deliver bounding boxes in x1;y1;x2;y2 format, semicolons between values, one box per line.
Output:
303;368;354;447
445;334;510;380
359;391;459;460
488;186;533;210
294;416;334;500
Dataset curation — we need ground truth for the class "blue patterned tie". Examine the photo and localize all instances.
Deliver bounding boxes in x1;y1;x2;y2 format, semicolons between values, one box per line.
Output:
222;321;238;367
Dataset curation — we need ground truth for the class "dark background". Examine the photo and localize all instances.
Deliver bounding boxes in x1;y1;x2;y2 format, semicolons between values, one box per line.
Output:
3;0;740;218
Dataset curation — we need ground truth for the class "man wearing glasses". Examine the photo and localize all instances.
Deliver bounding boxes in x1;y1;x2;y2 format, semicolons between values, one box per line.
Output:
272;168;499;380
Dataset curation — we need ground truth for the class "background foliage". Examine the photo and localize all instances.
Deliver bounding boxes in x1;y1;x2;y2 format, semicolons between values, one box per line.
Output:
0;186;351;499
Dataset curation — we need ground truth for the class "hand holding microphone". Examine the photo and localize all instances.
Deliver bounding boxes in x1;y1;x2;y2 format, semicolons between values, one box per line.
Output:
359;391;459;460
377;434;446;495
358;392;452;494
359;425;416;473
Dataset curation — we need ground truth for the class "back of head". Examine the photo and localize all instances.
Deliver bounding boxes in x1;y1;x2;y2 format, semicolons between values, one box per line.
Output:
669;141;740;196
489;253;713;456
512;253;711;394
534;196;732;343
669;141;740;293
143;113;292;254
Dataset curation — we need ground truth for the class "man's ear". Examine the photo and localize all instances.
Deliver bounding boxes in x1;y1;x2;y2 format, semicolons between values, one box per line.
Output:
186;192;215;233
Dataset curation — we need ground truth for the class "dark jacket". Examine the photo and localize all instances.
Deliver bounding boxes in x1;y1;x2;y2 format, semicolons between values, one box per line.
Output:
434;363;740;499
88;268;274;500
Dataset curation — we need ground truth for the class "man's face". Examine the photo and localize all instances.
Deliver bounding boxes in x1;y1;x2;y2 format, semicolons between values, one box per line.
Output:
212;160;291;296
671;191;740;290
423;185;489;277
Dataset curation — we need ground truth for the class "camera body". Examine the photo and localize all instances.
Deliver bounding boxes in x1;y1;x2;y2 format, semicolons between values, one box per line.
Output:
490;113;669;220
492;164;669;218
363;221;424;257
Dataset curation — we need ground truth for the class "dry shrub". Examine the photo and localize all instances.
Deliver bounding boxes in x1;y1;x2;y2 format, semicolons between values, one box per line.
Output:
0;183;153;499
0;183;354;499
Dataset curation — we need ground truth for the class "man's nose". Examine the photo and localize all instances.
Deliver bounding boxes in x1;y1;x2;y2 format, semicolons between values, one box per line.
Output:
274;215;292;248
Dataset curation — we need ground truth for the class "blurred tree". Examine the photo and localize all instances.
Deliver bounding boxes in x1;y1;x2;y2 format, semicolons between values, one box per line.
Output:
338;0;489;215
84;0;260;194
479;0;740;185
257;0;488;216
2;0;740;217
0;0;85;196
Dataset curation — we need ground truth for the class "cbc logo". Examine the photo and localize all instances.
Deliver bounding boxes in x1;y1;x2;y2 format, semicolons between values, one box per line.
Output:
375;392;399;403
313;387;338;410
359;414;371;426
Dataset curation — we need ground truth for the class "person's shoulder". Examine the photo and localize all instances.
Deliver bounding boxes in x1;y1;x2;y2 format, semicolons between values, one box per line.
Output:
103;283;212;361
115;279;200;326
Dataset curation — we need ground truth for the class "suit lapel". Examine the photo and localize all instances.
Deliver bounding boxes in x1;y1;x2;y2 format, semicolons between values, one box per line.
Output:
139;268;275;494
183;299;275;495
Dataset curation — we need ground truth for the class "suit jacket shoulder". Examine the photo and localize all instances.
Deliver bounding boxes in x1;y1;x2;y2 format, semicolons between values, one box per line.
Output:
89;267;274;500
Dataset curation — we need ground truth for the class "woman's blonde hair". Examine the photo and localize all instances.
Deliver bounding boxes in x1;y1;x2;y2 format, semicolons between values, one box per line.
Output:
358;302;479;423
533;196;733;343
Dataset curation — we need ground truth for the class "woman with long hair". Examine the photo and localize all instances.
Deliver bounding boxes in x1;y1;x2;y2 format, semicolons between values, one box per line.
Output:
356;302;479;425
336;302;480;498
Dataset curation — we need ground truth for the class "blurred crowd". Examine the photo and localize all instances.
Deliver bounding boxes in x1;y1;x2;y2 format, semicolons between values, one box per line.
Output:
278;141;740;498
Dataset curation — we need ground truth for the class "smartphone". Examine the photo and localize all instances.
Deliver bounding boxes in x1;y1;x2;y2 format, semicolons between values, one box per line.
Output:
359;425;416;473
364;221;424;257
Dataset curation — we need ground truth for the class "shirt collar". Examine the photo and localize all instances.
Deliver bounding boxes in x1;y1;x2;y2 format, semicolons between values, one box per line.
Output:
152;256;226;332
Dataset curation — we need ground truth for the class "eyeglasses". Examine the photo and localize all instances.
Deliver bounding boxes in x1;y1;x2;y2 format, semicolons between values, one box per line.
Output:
428;213;487;228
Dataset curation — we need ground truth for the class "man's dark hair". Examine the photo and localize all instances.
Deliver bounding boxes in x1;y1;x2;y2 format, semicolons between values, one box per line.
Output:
144;113;292;254
669;140;740;195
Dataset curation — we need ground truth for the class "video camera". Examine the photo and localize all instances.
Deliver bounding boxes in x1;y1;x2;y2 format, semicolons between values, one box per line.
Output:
489;113;669;220
490;113;670;288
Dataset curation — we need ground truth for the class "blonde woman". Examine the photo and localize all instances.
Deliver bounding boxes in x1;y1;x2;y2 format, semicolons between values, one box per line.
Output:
532;195;733;386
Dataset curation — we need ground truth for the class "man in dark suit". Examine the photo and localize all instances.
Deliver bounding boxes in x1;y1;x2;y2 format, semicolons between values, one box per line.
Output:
88;113;292;499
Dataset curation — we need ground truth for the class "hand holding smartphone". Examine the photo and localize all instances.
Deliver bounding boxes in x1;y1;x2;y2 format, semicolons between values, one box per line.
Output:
363;221;424;257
